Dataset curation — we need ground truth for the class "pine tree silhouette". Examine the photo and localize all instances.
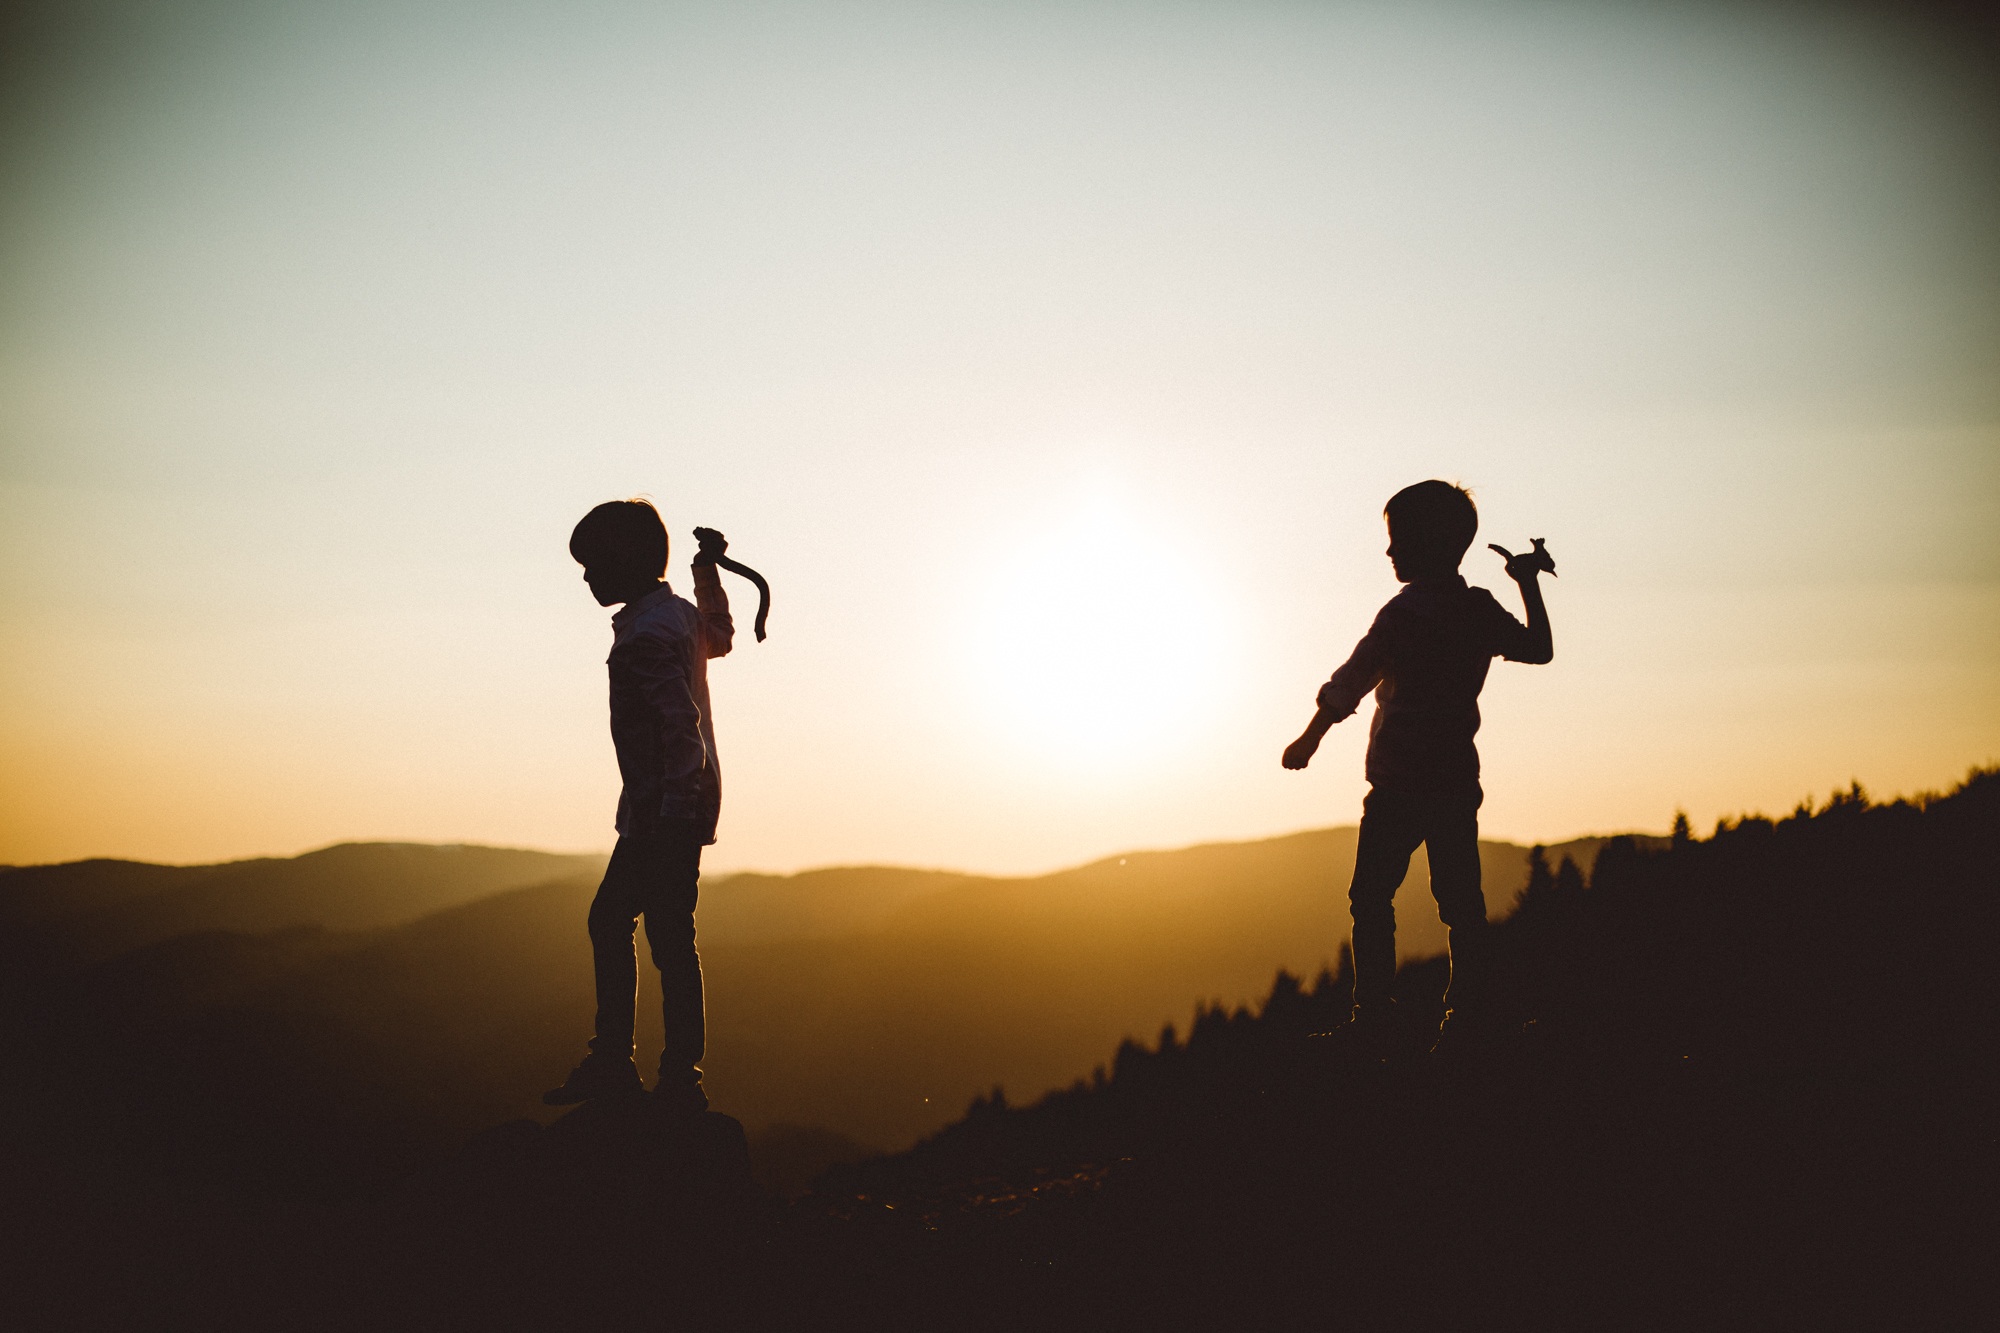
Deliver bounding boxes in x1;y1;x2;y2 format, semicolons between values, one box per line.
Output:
799;770;1996;1332
1514;844;1555;916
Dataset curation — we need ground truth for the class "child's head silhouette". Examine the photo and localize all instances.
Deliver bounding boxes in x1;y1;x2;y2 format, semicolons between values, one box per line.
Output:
571;499;669;605
1383;480;1477;582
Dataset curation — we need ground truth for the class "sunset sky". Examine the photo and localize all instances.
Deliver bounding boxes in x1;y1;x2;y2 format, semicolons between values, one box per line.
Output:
2;0;1995;874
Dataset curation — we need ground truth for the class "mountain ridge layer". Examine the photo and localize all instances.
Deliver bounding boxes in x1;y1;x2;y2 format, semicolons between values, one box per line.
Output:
2;825;1645;1166
5;825;1646;956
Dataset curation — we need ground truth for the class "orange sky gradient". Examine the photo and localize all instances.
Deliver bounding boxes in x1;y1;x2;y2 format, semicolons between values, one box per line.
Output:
2;1;1995;873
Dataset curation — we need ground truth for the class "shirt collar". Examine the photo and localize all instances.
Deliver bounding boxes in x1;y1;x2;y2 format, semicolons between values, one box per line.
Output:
610;581;674;629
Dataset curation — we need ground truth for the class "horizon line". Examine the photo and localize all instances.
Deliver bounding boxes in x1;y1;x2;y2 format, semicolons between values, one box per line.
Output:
5;820;1670;881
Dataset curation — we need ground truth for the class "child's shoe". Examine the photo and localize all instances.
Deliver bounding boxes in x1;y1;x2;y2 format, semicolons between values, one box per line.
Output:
1310;1000;1398;1060
1429;1007;1497;1061
652;1074;709;1117
542;1051;644;1105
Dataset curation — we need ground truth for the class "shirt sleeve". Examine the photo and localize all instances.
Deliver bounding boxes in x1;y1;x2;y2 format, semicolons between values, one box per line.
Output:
1317;610;1393;719
628;625;707;781
691;563;735;660
1479;590;1537;663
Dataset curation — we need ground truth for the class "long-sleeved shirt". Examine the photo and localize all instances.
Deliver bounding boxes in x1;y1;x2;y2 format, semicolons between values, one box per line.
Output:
1318;574;1536;792
606;567;733;843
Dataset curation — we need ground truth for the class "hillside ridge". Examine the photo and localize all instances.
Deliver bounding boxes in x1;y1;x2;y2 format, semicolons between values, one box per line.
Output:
8;771;1980;1330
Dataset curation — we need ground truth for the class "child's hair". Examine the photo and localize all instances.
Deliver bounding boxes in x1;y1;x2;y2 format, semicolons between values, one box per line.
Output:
1384;480;1478;565
570;499;668;577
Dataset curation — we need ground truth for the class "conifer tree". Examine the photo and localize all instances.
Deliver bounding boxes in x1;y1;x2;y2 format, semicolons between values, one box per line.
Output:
1516;845;1554;914
1555;855;1584;904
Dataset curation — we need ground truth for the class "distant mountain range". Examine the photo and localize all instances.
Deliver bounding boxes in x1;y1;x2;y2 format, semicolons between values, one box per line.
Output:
0;843;605;965
0;826;1647;1192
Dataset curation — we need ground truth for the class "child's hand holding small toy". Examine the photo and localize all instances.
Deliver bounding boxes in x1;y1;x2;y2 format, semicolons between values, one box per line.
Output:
1488;538;1556;583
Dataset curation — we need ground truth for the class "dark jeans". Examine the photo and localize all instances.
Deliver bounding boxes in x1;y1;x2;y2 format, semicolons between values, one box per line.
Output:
1348;783;1488;1016
587;820;705;1086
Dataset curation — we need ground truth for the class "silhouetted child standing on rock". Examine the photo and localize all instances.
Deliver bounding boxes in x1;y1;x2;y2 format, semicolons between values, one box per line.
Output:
546;500;734;1112
1283;481;1554;1051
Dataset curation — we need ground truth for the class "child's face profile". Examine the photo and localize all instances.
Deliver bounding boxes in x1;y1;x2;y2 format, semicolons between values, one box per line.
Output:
1385;521;1454;583
580;560;654;607
582;566;621;606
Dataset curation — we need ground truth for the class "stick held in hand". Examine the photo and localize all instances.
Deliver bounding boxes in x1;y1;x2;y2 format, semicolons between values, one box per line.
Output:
692;526;772;641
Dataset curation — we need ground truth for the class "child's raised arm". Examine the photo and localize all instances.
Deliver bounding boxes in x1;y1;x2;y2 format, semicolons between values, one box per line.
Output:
1488;539;1555;665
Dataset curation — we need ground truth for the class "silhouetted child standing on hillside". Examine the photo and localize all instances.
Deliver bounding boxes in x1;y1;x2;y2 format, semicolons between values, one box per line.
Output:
545;500;734;1112
1283;481;1553;1050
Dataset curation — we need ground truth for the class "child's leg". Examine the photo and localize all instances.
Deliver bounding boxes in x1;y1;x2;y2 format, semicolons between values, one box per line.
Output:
1422;787;1489;1017
585;835;651;1065
1348;787;1426;1016
638;819;707;1092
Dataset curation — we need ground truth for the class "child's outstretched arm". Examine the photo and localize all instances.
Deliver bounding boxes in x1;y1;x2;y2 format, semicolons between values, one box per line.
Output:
1488;539;1555;664
1282;626;1388;770
1282;707;1338;770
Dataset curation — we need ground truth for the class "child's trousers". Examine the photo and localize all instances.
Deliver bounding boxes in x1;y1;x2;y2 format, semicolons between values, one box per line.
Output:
587;818;706;1088
1347;783;1489;1017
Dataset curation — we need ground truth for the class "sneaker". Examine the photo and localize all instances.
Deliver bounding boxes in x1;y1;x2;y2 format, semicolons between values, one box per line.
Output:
543;1053;644;1106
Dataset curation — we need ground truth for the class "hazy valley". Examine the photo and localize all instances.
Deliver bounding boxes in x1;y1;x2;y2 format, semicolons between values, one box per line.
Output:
1;827;1634;1183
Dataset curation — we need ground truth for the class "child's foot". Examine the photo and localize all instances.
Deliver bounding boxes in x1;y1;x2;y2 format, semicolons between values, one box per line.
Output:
1309;1002;1398;1059
652;1076;709;1117
543;1052;644;1105
1429;1008;1496;1060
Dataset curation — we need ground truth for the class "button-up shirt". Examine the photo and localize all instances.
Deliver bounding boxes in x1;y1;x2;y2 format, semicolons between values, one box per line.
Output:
1317;574;1535;792
606;568;733;843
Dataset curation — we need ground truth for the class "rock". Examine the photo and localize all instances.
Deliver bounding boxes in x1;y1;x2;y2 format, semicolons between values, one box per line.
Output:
538;1099;755;1222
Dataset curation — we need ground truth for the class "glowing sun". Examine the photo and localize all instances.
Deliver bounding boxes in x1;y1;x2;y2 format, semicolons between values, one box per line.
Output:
964;493;1228;771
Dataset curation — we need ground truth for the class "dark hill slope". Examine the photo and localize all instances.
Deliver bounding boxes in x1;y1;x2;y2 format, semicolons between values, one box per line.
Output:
731;830;1628;952
1;873;603;1197
704;830;1627;1147
0;843;605;966
0;828;1633;1170
781;772;1999;1330
693;865;974;942
0;829;1614;970
0;858;215;925
2;778;1988;1329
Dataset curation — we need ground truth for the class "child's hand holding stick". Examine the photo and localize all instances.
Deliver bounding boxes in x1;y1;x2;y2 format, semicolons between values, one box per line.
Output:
692;526;773;642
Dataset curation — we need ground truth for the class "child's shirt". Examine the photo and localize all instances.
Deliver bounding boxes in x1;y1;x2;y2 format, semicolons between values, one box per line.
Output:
1318;574;1535;792
606;567;734;843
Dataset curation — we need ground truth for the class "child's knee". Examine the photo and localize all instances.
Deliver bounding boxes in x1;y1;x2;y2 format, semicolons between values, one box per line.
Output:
649;921;696;956
1439;901;1489;934
587;899;637;940
1348;889;1396;931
